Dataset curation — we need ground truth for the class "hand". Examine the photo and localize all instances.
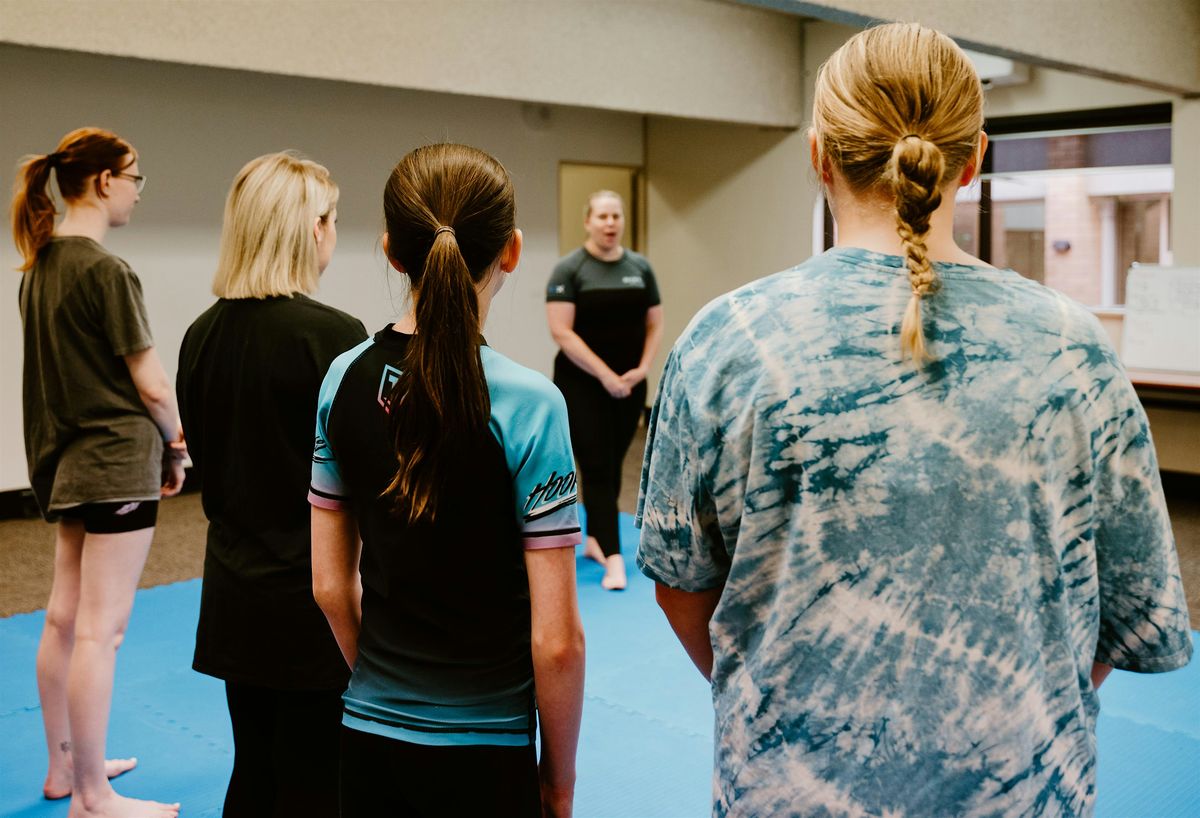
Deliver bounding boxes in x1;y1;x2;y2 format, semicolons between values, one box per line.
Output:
161;456;186;497
599;370;631;399
619;366;647;389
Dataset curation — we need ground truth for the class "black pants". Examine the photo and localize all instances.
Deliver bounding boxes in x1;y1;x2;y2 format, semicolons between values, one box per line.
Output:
555;361;646;558
339;726;541;817
223;681;344;818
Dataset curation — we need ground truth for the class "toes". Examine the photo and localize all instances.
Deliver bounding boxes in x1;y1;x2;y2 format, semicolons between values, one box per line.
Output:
106;756;138;779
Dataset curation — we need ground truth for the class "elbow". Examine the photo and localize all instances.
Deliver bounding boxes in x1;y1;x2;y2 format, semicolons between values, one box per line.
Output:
312;573;339;615
138;382;174;412
533;626;586;671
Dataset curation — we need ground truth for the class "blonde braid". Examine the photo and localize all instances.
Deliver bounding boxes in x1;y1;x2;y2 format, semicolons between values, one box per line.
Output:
889;135;945;365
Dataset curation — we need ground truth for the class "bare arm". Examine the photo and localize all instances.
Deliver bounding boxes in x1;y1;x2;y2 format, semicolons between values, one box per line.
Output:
124;346;181;442
655;583;723;682
124;346;187;495
526;546;586;818
1091;661;1114;690
546;302;630;399
620;304;665;388
312;506;363;668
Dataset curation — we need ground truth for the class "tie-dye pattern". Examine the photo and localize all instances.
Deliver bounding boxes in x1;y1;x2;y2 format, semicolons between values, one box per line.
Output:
637;248;1192;818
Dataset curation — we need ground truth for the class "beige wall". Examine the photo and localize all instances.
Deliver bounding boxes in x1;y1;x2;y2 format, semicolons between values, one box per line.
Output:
0;44;643;491
0;0;805;128
1172;98;1200;267
644;119;815;394
745;0;1200;95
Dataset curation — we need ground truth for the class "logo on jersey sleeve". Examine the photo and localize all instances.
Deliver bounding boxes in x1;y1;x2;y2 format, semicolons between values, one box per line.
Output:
549;284;567;295
523;469;577;522
377;365;402;410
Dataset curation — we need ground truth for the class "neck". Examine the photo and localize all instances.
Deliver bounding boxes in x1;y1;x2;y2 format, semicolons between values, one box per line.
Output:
829;185;986;267
392;277;497;337
55;201;111;245
584;239;623;262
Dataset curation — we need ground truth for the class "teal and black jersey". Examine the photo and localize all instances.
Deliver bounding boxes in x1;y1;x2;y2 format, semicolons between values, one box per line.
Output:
547;247;660;374
310;326;580;746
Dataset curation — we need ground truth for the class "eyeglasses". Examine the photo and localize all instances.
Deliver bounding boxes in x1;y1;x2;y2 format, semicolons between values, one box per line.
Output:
115;172;146;194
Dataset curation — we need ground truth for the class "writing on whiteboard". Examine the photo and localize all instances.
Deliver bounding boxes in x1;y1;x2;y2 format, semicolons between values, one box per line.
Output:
1121;265;1200;373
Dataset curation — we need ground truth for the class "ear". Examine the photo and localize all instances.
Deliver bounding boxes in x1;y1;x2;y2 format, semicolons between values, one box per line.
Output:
959;132;989;187
381;232;406;274
499;228;523;273
809;130;832;184
95;168;113;199
313;216;325;245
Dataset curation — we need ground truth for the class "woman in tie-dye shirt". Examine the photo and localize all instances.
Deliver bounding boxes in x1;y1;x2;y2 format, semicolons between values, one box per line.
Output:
637;22;1192;818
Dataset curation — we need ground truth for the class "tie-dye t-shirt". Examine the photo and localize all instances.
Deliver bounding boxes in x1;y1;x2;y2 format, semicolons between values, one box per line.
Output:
637;247;1192;818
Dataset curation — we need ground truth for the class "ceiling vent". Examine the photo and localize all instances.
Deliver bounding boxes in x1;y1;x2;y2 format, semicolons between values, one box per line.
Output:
963;48;1031;89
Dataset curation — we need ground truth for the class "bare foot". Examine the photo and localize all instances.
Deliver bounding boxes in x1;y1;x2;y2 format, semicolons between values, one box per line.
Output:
582;536;606;566
601;554;627;591
44;757;138;800
67;789;179;818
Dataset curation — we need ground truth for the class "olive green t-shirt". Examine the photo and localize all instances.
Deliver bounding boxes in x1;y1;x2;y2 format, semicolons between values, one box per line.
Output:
19;236;162;515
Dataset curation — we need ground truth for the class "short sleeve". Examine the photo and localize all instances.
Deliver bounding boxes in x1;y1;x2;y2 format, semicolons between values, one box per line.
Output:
546;257;578;303
511;391;581;550
636;345;729;591
1091;373;1193;672
639;259;661;307
94;260;153;356
308;345;365;510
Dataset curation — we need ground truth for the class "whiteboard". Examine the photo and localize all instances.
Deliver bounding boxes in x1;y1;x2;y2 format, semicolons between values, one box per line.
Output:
1121;265;1200;373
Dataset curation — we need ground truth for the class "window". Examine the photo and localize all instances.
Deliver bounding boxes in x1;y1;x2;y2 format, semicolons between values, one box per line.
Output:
967;105;1173;308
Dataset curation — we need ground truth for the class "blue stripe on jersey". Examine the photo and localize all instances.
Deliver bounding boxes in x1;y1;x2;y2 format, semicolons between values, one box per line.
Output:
309;336;374;509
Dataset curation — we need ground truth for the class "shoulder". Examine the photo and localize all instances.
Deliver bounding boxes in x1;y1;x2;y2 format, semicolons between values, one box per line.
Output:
290;296;369;340
551;248;588;277
66;240;136;283
623;250;654;274
481;346;565;411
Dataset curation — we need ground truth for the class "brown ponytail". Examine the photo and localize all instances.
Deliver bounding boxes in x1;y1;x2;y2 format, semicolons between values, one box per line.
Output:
10;127;136;271
381;144;516;522
811;23;983;366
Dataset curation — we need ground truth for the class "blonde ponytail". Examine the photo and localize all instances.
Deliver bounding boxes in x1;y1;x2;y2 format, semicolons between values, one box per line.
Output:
889;135;946;364
811;23;984;367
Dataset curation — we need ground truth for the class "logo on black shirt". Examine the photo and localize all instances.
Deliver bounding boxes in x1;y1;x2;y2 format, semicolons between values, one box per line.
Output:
377;365;401;410
621;276;644;287
523;469;577;521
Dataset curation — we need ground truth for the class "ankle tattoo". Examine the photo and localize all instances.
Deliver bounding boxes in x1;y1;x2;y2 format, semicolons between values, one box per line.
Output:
59;741;71;753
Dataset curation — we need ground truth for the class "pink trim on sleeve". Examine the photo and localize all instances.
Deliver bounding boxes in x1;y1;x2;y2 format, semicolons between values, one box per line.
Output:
523;531;582;551
308;490;349;511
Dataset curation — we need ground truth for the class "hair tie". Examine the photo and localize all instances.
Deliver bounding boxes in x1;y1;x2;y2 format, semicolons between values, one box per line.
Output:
46;151;65;166
434;225;455;238
901;134;923;142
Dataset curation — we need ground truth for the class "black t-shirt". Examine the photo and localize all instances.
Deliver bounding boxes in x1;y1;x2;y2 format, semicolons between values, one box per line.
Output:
309;327;580;744
177;294;367;689
546;247;660;374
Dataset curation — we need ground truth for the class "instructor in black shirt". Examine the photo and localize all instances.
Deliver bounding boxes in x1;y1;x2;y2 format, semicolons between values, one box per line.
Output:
546;190;663;590
176;152;367;817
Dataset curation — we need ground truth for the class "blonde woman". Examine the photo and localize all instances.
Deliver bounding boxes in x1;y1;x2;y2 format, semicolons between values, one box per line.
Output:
176;152;366;817
546;190;663;590
638;23;1191;817
13;127;184;817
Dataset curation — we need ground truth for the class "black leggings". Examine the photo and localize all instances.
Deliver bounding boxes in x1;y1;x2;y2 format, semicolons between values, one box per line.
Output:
222;681;345;818
555;361;646;558
339;726;541;817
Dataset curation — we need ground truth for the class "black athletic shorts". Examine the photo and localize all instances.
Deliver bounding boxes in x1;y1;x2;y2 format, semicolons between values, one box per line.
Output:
59;500;159;533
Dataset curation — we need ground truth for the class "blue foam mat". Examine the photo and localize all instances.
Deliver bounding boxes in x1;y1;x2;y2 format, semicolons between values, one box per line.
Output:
1;514;1196;817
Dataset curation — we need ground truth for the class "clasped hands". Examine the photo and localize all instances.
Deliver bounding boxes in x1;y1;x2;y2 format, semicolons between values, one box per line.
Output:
600;366;647;399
